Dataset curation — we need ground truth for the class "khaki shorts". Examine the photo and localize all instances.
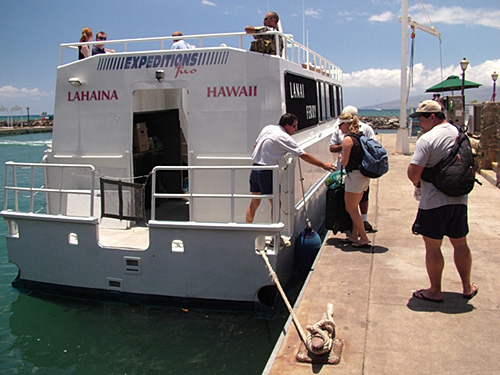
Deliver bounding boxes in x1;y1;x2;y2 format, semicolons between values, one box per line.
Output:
345;170;370;194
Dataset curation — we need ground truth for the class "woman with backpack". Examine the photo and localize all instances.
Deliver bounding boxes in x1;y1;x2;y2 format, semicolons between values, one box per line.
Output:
338;113;371;248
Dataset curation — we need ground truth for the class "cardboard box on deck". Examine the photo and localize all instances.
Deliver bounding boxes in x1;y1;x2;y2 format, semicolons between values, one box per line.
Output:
133;122;150;152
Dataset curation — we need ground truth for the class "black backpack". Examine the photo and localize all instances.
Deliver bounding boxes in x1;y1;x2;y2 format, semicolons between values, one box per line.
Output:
421;125;480;196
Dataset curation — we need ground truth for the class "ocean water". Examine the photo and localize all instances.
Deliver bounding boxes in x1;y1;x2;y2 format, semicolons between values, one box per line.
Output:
358;108;407;117
0;132;288;375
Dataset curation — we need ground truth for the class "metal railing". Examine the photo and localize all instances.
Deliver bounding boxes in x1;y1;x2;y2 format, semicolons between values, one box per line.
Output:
59;31;342;81
151;165;280;224
3;162;97;216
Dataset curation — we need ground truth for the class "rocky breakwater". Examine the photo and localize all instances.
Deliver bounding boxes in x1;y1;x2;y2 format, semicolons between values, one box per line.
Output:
359;116;400;130
0;120;53;136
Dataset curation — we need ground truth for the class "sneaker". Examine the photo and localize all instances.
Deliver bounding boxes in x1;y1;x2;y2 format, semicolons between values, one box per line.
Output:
364;221;377;233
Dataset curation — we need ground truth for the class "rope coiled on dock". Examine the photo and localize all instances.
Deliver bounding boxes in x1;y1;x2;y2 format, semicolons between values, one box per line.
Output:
305;303;336;355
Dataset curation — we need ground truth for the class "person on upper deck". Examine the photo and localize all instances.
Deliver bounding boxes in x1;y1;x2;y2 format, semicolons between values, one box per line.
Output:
171;31;195;50
246;113;335;223
245;12;283;56
337;113;371;248
92;31;115;55
79;27;93;60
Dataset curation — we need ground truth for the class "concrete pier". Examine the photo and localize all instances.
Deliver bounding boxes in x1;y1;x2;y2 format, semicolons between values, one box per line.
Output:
0;126;52;136
264;133;500;374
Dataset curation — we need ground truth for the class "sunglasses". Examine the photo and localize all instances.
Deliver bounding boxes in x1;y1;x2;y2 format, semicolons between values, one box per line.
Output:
96;36;107;40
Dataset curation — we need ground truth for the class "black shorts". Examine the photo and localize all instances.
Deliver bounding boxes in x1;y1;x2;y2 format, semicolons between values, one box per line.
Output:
361;186;370;202
412;204;469;239
249;169;273;194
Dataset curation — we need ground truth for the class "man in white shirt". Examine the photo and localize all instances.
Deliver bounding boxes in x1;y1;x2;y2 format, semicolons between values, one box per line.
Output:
407;100;476;303
329;105;377;232
171;31;195;50
246;113;335;223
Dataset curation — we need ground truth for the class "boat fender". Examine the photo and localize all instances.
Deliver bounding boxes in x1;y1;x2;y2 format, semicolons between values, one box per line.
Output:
295;226;321;275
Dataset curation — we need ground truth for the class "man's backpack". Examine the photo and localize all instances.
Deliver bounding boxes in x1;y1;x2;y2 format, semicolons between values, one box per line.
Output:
421;125;480;196
352;134;389;178
250;38;274;54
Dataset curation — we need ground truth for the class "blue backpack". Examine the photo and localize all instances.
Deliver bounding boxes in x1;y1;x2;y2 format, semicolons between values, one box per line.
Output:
352;134;389;178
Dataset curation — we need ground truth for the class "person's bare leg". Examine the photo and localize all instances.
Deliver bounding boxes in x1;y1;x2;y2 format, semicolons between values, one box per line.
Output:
246;194;262;223
418;236;444;300
359;199;368;216
449;236;475;296
345;191;369;245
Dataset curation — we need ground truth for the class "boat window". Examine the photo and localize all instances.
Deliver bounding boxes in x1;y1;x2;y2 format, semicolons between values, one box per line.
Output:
335;86;343;116
329;85;336;118
284;73;318;130
317;82;324;122
324;83;331;119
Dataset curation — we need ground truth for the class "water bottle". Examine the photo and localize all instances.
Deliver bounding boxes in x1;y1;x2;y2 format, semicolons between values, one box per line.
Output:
414;184;421;201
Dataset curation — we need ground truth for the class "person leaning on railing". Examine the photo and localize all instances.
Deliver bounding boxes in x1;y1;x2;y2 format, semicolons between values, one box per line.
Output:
246;113;335;223
92;31;115;55
245;11;283;56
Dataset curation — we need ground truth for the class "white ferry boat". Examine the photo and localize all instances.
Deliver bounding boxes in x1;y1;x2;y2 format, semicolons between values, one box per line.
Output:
2;31;343;308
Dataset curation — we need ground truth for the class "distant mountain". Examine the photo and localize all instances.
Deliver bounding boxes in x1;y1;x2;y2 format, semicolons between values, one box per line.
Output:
362;86;493;110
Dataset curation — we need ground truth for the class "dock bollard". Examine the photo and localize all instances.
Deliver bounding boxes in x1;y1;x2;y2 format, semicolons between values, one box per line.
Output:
296;303;345;365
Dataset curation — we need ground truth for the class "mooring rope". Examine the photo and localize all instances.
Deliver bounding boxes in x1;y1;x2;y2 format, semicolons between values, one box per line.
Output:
306;303;336;355
259;250;311;351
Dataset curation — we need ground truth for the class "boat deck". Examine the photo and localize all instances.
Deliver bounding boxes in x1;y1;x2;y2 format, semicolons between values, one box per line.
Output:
98;199;189;250
264;133;500;374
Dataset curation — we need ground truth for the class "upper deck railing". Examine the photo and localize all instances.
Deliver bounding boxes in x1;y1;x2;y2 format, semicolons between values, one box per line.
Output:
59;31;342;82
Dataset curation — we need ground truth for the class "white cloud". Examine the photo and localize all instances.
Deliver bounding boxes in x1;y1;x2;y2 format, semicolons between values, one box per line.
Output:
410;5;500;30
305;8;323;19
368;11;395;23
201;0;216;7
344;68;401;88
342;59;500;107
344;59;500;90
0;85;51;99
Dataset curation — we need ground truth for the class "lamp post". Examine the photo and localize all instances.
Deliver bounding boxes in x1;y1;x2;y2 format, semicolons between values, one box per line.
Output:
26;106;30;126
459;58;469;127
492;71;499;102
460;57;469;97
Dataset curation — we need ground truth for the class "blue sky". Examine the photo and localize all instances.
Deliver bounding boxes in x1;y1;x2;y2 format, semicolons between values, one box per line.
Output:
1;0;499;115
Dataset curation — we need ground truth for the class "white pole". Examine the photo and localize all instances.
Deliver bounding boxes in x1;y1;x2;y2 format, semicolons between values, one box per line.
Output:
397;0;410;154
303;0;305;46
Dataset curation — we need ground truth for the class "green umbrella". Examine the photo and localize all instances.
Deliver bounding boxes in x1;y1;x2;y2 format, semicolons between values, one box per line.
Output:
425;75;482;93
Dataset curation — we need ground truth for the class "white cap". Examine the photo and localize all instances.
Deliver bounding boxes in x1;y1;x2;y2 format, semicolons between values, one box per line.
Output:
341;105;358;116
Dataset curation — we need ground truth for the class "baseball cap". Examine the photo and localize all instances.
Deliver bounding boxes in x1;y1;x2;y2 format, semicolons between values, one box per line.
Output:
341;105;358;116
409;100;443;118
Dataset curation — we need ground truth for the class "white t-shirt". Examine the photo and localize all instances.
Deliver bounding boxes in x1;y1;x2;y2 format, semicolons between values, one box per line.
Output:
410;122;468;210
252;125;304;166
171;40;195;50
